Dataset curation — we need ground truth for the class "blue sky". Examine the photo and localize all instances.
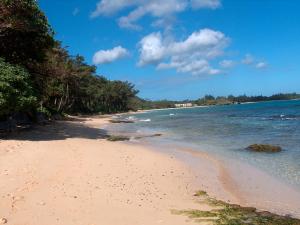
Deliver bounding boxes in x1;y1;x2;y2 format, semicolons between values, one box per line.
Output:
39;0;300;100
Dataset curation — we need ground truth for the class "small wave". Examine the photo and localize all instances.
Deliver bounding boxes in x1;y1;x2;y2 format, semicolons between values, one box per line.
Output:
268;114;299;121
140;119;151;122
169;113;175;116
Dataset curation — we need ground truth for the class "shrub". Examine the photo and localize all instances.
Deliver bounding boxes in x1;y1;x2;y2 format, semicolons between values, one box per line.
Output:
0;58;37;120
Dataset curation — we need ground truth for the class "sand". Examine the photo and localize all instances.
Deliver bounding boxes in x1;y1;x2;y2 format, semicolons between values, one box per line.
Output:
1;116;300;225
0;117;207;225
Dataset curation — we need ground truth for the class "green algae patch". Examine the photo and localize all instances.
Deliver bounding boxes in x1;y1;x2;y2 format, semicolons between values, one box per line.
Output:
106;135;130;142
172;190;300;225
194;190;208;197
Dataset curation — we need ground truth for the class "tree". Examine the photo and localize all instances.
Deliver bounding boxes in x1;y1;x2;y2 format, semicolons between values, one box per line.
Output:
0;1;140;120
0;58;37;120
0;0;54;68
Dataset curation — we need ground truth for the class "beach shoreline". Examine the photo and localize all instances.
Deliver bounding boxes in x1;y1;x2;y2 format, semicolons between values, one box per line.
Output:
123;137;300;218
0;116;206;225
1;116;300;225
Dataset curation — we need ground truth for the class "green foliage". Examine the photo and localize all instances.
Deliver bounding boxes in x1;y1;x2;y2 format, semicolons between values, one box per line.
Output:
34;44;138;115
0;0;138;120
0;0;54;66
130;97;179;110
133;93;300;110
0;58;36;119
195;93;300;106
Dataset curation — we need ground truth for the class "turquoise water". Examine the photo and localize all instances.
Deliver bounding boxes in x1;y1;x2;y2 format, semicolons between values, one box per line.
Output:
110;100;300;188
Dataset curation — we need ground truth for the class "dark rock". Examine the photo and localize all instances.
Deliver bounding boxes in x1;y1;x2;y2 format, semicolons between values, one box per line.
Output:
246;144;282;153
52;114;64;121
36;112;49;125
134;133;162;140
109;120;134;124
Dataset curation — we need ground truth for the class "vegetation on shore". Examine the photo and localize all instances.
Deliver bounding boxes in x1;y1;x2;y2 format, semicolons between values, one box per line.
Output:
135;93;300;110
1;0;299;127
173;191;300;225
0;0;138;124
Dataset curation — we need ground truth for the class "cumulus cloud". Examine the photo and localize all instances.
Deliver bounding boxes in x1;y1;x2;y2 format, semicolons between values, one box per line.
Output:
219;59;235;68
138;28;228;76
93;46;129;65
91;0;221;29
255;61;267;69
138;32;165;65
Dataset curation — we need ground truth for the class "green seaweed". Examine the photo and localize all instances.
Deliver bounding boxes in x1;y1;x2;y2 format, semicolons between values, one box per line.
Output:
172;190;300;225
106;135;130;141
194;190;208;197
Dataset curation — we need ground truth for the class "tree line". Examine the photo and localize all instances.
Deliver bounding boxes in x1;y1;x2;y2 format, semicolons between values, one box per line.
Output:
0;0;138;122
1;1;299;123
134;93;300;110
194;93;300;106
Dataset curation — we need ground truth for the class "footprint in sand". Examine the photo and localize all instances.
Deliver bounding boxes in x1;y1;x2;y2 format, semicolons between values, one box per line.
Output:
11;195;25;211
0;218;7;224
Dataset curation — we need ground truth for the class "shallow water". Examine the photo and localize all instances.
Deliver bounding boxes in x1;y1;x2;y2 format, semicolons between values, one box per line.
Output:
108;100;300;189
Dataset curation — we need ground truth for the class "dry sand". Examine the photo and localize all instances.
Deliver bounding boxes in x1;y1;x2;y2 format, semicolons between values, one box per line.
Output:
0;117;208;225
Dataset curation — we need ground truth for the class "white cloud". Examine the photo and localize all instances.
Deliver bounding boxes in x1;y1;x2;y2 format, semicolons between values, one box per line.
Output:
242;54;255;65
241;54;268;69
191;0;221;9
219;59;235;68
138;32;165;66
91;0;221;29
93;46;129;65
138;28;228;76
90;0;137;17
256;61;267;69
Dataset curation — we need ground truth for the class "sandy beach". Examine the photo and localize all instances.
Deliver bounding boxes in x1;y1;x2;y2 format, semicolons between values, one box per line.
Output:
0;117;208;225
1;116;300;225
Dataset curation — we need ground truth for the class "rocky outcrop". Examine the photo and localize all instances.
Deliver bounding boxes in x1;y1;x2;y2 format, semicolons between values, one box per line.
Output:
246;144;282;153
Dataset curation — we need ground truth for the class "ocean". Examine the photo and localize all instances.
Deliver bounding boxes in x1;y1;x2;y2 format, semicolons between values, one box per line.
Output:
107;100;300;189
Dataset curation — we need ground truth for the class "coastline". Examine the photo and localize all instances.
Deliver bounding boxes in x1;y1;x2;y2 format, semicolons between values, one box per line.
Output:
0;116;203;225
131;98;300;114
108;106;300;219
124;138;300;218
1;116;300;225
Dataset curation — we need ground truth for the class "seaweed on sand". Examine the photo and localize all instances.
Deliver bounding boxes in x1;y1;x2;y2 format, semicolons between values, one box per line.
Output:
172;191;300;225
106;135;130;141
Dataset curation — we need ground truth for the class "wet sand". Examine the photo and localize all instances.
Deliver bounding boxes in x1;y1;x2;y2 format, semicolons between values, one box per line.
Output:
128;139;300;218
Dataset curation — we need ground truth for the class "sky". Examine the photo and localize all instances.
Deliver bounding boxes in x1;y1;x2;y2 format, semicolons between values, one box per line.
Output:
39;0;300;100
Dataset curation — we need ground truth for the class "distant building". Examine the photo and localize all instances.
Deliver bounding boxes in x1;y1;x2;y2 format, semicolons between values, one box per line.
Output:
174;103;194;108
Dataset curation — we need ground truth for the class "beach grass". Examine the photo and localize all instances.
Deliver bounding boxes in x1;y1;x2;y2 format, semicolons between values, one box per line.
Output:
173;190;300;225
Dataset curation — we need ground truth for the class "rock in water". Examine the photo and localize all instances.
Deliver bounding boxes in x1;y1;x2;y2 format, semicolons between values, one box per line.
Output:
246;144;282;153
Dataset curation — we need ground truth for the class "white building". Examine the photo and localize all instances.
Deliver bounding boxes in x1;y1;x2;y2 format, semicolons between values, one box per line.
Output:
174;103;194;108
